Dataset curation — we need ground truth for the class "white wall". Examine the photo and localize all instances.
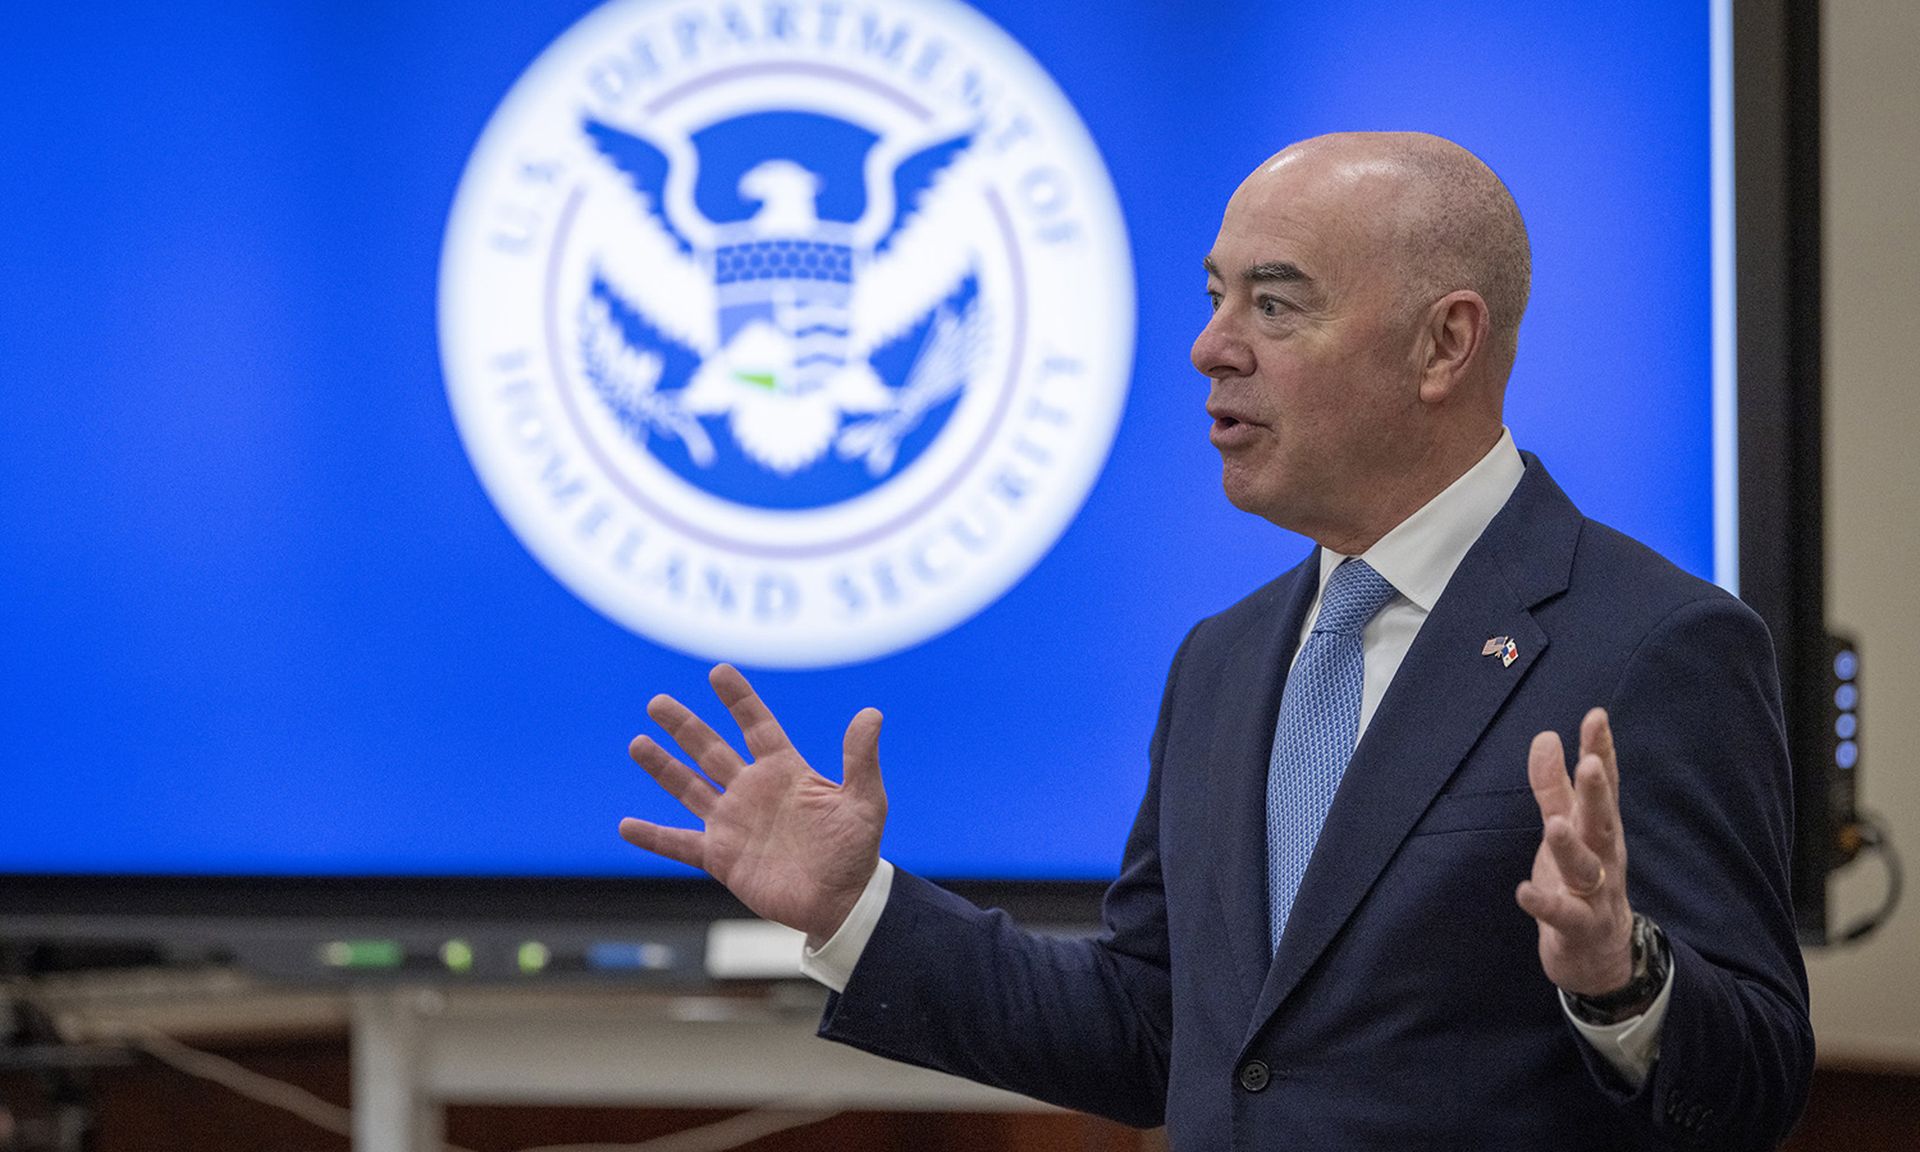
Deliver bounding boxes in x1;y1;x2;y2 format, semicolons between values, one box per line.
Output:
1804;0;1920;1065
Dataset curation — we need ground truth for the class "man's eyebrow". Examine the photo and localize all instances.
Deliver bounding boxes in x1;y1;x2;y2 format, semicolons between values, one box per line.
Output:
1199;255;1313;286
1243;261;1310;284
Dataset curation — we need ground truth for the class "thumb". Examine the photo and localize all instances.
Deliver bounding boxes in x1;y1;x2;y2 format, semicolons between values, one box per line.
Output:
842;707;886;801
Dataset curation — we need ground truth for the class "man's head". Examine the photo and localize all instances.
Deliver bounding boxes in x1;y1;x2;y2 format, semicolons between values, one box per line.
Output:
1192;132;1530;552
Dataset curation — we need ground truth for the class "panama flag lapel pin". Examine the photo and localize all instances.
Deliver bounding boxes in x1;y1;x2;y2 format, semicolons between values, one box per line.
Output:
1483;636;1520;667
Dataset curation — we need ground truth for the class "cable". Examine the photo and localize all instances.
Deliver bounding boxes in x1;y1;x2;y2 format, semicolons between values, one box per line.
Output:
138;1019;838;1152
37;1002;840;1152
126;1022;485;1151
1832;811;1903;945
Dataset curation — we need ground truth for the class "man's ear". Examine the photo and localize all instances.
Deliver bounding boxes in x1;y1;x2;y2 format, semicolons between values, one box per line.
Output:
1417;290;1491;404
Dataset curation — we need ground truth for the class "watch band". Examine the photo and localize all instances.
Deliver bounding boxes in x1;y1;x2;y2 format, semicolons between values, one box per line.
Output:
1567;912;1670;1026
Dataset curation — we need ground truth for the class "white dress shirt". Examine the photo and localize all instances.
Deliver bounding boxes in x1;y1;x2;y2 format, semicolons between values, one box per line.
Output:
801;428;1670;1086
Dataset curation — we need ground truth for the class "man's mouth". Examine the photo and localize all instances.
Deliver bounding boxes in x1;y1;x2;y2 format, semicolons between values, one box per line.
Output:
1207;404;1258;429
1208;408;1261;448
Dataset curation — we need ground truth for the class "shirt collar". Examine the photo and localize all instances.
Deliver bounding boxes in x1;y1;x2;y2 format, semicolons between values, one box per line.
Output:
1318;427;1526;612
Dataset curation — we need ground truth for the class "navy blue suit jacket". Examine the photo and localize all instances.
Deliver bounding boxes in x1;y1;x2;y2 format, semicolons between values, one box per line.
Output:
819;458;1813;1150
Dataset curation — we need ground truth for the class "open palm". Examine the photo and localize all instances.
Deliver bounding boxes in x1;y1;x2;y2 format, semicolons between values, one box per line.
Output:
619;664;887;943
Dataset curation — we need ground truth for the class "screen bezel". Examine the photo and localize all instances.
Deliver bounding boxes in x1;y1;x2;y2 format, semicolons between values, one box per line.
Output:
1731;0;1831;945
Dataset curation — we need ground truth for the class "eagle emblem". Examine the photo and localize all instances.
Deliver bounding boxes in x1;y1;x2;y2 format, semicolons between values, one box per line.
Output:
575;114;990;484
439;0;1134;665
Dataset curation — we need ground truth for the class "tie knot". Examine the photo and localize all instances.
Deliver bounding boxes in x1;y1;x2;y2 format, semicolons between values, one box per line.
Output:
1312;559;1397;636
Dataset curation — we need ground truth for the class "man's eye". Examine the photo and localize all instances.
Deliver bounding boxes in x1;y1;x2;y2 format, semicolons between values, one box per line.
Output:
1206;291;1222;312
1258;296;1288;317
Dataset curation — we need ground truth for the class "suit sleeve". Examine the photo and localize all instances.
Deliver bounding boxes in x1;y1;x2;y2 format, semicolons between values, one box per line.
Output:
1582;594;1814;1149
813;629;1193;1126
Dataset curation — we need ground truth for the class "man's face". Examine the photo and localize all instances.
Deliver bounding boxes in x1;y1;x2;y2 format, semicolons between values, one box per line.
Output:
1191;155;1422;540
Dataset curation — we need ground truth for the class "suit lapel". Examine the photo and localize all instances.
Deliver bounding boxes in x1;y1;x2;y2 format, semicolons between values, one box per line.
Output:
1243;458;1583;1041
1207;553;1321;1011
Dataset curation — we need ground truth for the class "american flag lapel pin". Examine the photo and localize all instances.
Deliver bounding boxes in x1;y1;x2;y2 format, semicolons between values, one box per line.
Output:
1483;636;1520;667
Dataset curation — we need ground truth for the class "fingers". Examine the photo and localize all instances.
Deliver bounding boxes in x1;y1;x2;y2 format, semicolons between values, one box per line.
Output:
647;691;745;786
1531;719;1623;856
1544;814;1606;898
709;663;795;760
1572;708;1624;858
1580;707;1618;796
1572;750;1620;852
642;670;883;804
617;817;704;870
1526;729;1572;822
1515;878;1592;930
1519;709;1635;995
842;707;886;801
629;734;719;818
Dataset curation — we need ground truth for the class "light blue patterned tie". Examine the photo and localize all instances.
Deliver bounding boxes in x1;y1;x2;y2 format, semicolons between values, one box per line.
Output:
1267;558;1399;952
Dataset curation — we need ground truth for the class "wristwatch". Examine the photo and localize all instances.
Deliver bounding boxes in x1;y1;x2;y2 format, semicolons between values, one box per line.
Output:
1566;912;1670;1026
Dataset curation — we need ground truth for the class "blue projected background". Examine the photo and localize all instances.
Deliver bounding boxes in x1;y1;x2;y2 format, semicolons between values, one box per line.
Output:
0;2;1716;880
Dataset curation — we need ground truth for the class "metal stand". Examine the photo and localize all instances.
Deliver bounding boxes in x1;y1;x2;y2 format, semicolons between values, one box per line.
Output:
350;990;444;1152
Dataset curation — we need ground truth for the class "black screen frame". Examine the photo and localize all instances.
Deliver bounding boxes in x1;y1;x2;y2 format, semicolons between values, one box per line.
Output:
1732;0;1831;946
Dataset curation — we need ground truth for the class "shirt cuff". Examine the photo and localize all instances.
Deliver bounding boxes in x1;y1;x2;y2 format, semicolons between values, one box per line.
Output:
798;858;894;994
1559;960;1675;1088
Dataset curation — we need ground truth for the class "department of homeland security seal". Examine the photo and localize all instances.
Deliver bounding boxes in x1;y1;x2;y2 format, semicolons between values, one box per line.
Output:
439;0;1134;667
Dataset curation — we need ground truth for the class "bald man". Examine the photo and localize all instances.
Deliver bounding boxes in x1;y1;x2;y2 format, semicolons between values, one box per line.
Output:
621;134;1813;1149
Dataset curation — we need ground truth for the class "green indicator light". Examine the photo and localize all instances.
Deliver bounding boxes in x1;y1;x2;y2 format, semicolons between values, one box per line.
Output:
441;939;475;973
517;941;550;974
320;940;403;969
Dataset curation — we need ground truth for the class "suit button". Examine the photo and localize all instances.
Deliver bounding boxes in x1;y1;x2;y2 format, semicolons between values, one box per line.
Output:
1238;1060;1271;1093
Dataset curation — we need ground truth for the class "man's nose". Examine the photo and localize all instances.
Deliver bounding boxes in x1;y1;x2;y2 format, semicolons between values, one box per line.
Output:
1191;312;1253;379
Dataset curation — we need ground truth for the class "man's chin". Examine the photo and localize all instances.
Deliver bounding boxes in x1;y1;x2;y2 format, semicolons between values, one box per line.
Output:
1220;467;1320;539
1219;466;1281;520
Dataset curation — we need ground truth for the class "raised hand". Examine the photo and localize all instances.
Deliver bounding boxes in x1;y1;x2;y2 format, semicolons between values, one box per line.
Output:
619;664;887;944
1515;707;1635;997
